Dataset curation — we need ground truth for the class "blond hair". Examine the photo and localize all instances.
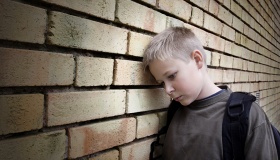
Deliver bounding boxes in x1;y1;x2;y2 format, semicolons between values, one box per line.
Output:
143;27;206;71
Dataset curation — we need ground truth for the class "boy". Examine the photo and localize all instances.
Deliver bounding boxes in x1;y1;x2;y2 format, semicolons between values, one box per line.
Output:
143;27;278;160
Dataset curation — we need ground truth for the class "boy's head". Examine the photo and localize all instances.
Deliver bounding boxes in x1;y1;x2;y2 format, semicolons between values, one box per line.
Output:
143;27;212;106
143;27;206;72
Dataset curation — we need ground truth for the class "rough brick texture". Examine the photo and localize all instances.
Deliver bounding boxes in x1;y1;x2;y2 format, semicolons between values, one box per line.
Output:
136;113;159;138
114;59;157;85
0;94;44;135
0;0;46;43
48;11;127;54
128;32;152;57
75;56;114;86
43;0;116;20
89;150;119;160
68;118;136;158
47;90;126;126
126;89;170;113
116;0;166;33
0;47;75;87
0;130;67;160
120;138;156;160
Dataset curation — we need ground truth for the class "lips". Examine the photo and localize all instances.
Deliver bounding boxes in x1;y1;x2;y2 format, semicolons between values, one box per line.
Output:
174;96;182;101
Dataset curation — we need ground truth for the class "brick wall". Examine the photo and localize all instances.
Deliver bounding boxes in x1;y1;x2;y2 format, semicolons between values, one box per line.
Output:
0;0;279;159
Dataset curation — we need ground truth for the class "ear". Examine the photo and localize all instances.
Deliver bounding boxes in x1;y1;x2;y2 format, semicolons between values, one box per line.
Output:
191;50;204;69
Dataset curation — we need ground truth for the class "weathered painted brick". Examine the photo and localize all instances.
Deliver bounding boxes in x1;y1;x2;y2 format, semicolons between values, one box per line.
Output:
218;5;233;25
208;69;223;83
223;0;231;9
222;70;235;83
0;130;67;160
47;90;126;126
232;16;244;33
0;0;46;43
75;56;114;86
203;13;223;35
116;0;166;33
158;0;191;22
235;32;241;44
224;41;232;54
242;60;248;70
48;11;127;54
211;52;220;67
248;61;255;71
113;59;157;85
120;138;155;160
128;32;152;57
0;94;44;135
222;24;235;41
43;0;115;20
69;118;136;158
241;83;250;92
249;72;257;82
191;7;204;27
230;83;242;92
231;44;242;57
189;0;209;11
139;0;157;6
208;0;219;16
136;114;159;138
89;150;119;160
0;47;74;87
233;57;243;69
205;50;212;66
240;71;249;82
126;89;170;113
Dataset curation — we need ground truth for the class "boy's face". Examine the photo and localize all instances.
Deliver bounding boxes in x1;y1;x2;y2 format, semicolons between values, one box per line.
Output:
149;57;204;106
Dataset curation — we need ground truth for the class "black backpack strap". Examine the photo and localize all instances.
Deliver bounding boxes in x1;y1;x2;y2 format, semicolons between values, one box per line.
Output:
222;92;256;160
271;125;280;159
149;100;181;160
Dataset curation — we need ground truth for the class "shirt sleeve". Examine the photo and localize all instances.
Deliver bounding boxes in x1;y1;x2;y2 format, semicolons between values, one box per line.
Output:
244;103;278;160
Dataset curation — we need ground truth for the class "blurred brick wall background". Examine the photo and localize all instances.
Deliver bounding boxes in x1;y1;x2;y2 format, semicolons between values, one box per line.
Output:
0;0;279;159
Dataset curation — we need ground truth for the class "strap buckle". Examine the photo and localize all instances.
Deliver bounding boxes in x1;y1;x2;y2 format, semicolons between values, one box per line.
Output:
228;99;244;117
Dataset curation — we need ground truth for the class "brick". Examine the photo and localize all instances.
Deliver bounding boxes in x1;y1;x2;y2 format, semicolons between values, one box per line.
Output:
189;0;209;11
232;16;244;33
126;89;170;113
0;0;46;43
190;7;204;27
69;118;136;158
242;60;248;70
120;138;155;160
48;11;127;54
241;83;250;92
235;32;241;44
248;61;255;71
138;0;157;6
224;41;232;54
249;72;257;82
231;44;242;57
166;17;186;28
233;57;243;69
43;0;115;20
230;83;242;92
89;150;119;160
222;24;235;41
128;32;152;57
208;34;225;52
47;90;126;126
220;54;233;68
231;0;242;18
222;70;235;83
203;13;223;35
208;0;219;16
223;0;231;8
0;130;66;160
113;59;157;85
190;26;209;47
75;56;114;86
116;0;166;33
240;71;249;82
158;0;191;22
0;94;43;135
0;47;74;87
218;5;232;25
205;50;212;66
136;114;159;138
208;69;223;83
211;52;221;67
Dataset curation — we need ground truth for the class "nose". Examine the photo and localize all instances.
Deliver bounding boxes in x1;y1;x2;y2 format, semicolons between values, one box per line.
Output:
164;82;175;95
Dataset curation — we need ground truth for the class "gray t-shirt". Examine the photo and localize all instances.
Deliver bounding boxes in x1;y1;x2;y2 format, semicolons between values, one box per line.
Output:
163;87;278;160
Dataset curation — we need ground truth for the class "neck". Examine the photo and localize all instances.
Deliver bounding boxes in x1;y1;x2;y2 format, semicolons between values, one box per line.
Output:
196;74;221;100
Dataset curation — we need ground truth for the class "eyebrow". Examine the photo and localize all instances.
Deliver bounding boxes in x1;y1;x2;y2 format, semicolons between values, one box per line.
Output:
155;70;173;82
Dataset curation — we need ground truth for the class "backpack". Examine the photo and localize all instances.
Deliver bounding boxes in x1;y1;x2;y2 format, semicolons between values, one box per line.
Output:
149;92;280;160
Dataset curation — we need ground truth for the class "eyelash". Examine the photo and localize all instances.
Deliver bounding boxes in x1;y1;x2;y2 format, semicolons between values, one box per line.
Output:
159;72;177;86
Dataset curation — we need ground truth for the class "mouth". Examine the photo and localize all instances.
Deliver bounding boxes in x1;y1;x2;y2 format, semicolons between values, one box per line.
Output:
174;96;183;101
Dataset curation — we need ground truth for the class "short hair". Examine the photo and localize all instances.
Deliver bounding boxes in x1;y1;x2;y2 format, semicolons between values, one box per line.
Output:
143;27;206;71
